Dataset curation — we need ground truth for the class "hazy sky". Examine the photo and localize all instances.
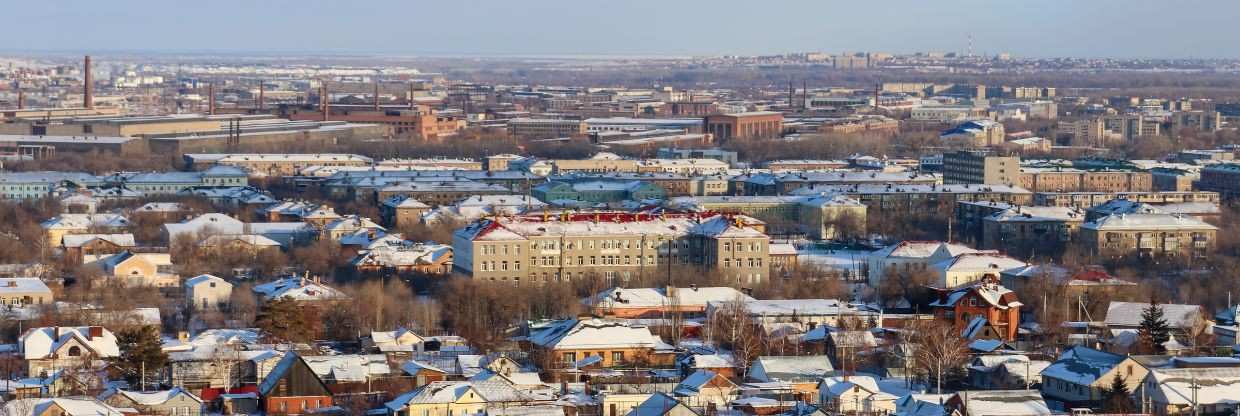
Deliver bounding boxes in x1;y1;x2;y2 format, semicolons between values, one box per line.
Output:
7;0;1238;58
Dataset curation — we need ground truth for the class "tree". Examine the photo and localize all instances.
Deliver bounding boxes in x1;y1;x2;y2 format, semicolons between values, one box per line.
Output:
1137;297;1171;354
255;298;319;343
905;320;969;393
1102;372;1135;413
708;296;764;377
110;325;169;388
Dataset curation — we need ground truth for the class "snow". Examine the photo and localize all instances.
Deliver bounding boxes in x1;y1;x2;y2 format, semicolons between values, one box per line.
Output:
1104;301;1205;330
1149;367;1240;405
19;326;120;360
749;356;834;382
955;390;1050;416
1083;212;1217;231
594;287;752;309
1040;347;1125;386
0;278;51;295
528;318;661;350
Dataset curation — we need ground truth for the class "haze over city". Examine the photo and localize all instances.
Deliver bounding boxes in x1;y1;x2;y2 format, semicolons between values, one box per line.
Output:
2;2;1240;416
8;0;1240;58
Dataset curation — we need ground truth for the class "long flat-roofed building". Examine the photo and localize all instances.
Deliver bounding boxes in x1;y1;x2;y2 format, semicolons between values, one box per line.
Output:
704;112;783;140
183;153;374;176
1079;213;1217;257
453;212;771;285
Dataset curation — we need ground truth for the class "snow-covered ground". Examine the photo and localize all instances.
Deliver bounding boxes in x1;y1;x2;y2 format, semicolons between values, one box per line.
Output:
796;247;873;278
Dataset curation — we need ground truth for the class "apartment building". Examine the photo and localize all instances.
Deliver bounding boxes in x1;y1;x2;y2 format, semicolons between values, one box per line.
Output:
1079;213;1217;257
666;194;867;239
452;212;771;285
1198;163;1240;199
1056;119;1106;147
1033;191;1220;209
980;206;1085;250
940;120;1005;147
911;106;988;123
942;150;1020;186
1019;168;1152;192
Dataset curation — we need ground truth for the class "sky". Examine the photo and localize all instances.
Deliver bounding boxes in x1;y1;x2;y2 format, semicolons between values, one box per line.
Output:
5;0;1239;59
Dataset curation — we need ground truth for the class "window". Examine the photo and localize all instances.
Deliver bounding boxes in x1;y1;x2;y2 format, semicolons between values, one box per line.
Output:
612;351;625;362
67;346;82;357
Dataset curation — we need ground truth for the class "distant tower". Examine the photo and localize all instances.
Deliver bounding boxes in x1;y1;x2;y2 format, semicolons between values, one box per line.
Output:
373;81;381;111
83;55;94;109
207;83;216;115
257;81;265;110
320;82;330;122
16;89;23;109
802;80;808;110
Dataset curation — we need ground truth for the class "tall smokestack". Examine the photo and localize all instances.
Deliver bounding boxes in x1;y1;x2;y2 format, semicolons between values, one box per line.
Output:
258;81;265;110
373;81;381;111
83;55;94;109
207;83;216;115
16;89;23;110
409;83;416;110
320;83;330;121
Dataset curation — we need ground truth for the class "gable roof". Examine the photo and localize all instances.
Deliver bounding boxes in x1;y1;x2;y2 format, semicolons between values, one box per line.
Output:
528;318;662;350
1040;346;1126;386
749;356;834;382
61;233;136;248
19;326;120;360
1104;301;1205;330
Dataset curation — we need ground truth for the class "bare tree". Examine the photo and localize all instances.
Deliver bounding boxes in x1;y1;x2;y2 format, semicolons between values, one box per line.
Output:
709;296;763;377
905;320;969;393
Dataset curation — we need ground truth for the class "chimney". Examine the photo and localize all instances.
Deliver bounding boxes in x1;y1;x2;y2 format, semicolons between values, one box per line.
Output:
208;83;216;115
409;83;416;110
16;89;23;109
88;326;103;340
258;82;265;110
177;331;190;342
83;55;94;109
53;326;61;340
321;83;330;121
374;81;381;111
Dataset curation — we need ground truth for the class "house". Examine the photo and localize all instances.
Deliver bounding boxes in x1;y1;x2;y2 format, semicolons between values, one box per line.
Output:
824;331;878;371
678;353;738;379
747;356;834;401
40;213;130;248
866;241;978;287
894;394;950;416
1039;346;1147;406
940;120;1005;147
527;317;676;370
930;252;1028;288
0;277;53;308
1144;367;1240;415
19;326;119;376
61;233;135;264
592;286;754;319
673;370;738;410
818;375;898;414
257;353;334;415
199;234;283;252
929;276;1022;342
162;213;245;242
710;299;879;329
1104;301;1209;337
369;328;427;354
380;195;432;228
252;277;346;302
401;361;449;388
967;355;1049;390
99;387;204;416
185;274;233;312
3;397;127;416
321;215;385;242
628;392;701;416
418;194;547;226
97;251;179;287
945;390;1050;416
384;380;548;416
352;240;454;276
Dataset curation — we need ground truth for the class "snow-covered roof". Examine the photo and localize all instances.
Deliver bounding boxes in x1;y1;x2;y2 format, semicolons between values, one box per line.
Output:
4;397;126;416
252;277;346;301
61;233;136;248
103;387;201;406
1148;367;1240;405
1039;346;1125;386
749;355;834;382
0;278;52;295
41;213;130;230
19;326;120;360
985;206;1083;223
528;318;663;350
595;287;753;310
930;280;1021;310
385;380;539;410
932;252;1027;275
953;390;1050;416
1104;301;1205;330
302;354;392;382
1082;213;1217;231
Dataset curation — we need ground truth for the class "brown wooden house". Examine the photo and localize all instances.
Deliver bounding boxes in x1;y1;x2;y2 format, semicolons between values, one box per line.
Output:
258;353;333;415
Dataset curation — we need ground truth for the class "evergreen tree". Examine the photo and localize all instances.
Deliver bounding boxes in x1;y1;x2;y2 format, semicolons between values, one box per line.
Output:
1137;297;1170;354
1102;372;1135;413
110;325;169;388
256;297;319;343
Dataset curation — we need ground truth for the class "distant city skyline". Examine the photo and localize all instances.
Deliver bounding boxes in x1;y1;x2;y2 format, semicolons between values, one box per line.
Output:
6;0;1240;59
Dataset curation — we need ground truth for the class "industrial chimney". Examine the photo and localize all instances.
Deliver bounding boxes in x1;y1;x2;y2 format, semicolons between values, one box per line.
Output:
207;83;216;115
258;82;265;110
83;55;94;109
320;83;330;121
373;81;381;111
16;89;23;110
